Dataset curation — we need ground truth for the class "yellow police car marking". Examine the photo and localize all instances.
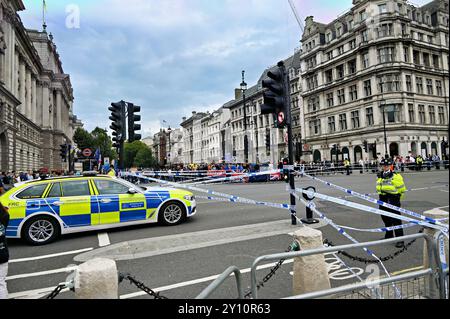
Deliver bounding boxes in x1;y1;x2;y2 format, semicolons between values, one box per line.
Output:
59;196;91;216
99;212;121;224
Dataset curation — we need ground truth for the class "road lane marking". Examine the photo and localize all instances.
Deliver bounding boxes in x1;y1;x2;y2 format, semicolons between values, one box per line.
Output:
98;232;111;247
391;266;424;276
6;266;77;281
74;220;326;262
9;248;93;263
439;189;449;193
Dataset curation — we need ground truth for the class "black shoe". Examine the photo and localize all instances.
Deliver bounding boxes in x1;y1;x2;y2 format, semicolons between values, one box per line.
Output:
395;241;405;249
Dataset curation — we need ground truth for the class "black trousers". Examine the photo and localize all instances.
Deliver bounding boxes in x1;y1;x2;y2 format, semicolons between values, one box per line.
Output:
380;196;404;239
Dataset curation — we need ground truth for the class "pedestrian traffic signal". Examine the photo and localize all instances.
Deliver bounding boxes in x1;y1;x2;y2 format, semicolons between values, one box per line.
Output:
60;144;68;162
282;157;290;183
260;62;288;128
127;103;142;142
363;140;369;153
109;101;126;148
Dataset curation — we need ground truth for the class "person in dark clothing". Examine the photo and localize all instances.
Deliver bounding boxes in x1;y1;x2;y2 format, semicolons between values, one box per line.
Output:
0;202;9;299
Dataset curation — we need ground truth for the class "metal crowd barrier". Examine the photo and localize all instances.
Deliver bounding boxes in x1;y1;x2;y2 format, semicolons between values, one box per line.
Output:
250;233;442;299
196;232;447;299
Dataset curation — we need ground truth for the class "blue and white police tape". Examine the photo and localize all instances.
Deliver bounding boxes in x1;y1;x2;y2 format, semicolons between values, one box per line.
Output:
336;222;419;233
295;187;448;234
298;171;449;233
124;172;296;214
291;192;402;298
195;195;291;210
187;170;282;186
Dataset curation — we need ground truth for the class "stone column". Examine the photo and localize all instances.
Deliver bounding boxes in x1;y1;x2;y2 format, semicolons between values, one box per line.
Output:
26;69;32;119
19;60;26;114
31;76;37;123
41;83;50;128
56;90;62;131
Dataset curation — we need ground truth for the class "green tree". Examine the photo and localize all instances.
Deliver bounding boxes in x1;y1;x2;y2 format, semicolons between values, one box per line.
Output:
73;128;94;149
91;127;117;161
124;141;156;168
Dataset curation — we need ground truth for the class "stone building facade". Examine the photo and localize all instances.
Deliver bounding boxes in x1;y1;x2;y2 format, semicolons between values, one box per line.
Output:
300;0;449;163
0;0;81;172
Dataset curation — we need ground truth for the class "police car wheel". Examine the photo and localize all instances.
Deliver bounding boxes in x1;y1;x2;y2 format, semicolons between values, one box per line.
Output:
159;201;186;226
22;216;60;246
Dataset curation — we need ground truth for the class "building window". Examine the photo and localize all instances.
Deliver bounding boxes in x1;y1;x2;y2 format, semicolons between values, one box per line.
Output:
378;46;395;63
348;20;353;30
423;53;430;67
433;55;440;68
351;111;360;129
406;75;412;92
429;105;436;124
426;79;434;95
378;74;400;93
348;59;357;74
326;92;334;107
308;96;320;112
328;116;336;133
360;10;367;22
418;105;426;124
408;104;415;123
364;80;372;97
336;64;344;79
404;46;410;62
349;85;358;101
327;51;333;61
325;69;333;83
378;3;387;14
309;119;321;135
337;45;344;55
366;107;374;126
438;106;446;124
436;80;443;96
339;113;347;131
362;51;370;68
377;23;393;38
361;29;368;42
416;77;423;94
413;50;420;64
337;89;346;104
349;39;356;50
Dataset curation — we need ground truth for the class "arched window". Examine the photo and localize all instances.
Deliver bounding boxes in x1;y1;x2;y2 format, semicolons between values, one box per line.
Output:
389;143;399;157
313;150;322;163
411;142;417;156
421;142;428;157
431;142;438;156
342;147;350;161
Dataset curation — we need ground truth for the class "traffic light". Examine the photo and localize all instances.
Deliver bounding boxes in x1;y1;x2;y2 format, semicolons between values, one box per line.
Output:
127;103;142;142
60;144;68;162
260;62;288;128
363;140;369;153
282;157;290;183
265;133;270;150
109;101;126;148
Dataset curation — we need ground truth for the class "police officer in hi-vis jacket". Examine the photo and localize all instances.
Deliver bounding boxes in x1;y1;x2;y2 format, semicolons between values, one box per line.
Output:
376;158;407;248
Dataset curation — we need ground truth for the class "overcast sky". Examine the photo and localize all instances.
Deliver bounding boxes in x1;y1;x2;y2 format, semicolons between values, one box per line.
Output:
19;0;429;138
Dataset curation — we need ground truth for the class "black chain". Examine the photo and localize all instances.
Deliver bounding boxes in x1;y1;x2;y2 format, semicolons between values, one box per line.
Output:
324;228;424;264
45;283;69;299
243;242;298;299
119;273;169;299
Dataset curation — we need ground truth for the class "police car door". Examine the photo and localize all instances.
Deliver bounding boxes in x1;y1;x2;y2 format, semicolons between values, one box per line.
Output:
58;180;96;228
92;178;147;225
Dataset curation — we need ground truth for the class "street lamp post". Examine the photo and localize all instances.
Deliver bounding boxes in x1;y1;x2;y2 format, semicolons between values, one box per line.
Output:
241;70;248;165
167;126;172;167
380;100;390;159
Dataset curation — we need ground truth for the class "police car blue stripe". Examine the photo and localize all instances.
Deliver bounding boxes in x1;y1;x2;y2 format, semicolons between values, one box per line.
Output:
61;215;91;227
120;210;147;222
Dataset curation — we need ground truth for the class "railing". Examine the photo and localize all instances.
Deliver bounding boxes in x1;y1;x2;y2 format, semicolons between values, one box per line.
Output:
196;266;243;299
249;233;441;299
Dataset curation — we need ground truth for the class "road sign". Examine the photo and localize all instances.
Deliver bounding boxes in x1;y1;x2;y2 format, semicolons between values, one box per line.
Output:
82;148;93;157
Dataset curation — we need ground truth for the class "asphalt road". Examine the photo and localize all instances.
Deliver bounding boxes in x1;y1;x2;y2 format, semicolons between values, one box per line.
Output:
5;169;449;299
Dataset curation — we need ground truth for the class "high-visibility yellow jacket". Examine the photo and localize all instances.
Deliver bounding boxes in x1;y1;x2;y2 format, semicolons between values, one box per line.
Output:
107;169;116;177
376;172;407;199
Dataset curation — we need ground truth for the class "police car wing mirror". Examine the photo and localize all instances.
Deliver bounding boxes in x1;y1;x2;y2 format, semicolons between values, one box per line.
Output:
128;188;138;195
